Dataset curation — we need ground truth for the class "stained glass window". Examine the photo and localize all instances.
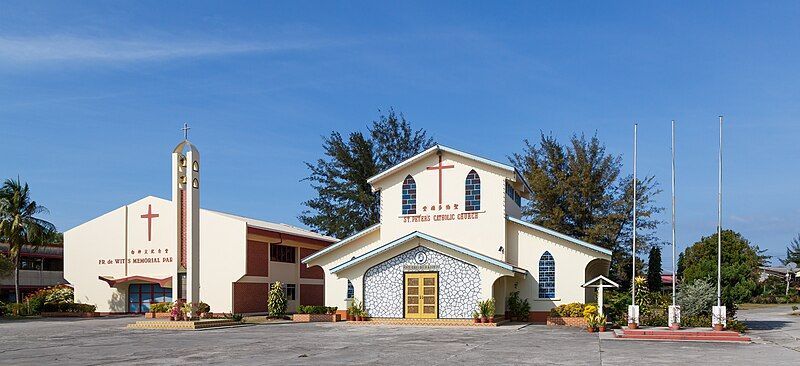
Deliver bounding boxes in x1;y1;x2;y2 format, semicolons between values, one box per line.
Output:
402;175;417;215
347;280;354;299
465;170;481;211
538;251;555;299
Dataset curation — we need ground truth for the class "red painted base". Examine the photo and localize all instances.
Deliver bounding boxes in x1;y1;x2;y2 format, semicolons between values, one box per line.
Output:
617;328;750;342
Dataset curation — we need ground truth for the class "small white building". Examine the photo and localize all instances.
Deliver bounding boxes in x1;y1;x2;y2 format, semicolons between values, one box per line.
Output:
303;145;612;321
64;139;336;314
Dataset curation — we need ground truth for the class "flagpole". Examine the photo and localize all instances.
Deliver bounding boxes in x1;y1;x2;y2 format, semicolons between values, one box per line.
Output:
717;116;723;307
632;123;638;305
672;120;676;307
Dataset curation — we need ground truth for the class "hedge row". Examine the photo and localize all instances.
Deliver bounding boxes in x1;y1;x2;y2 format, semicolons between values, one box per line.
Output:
42;302;97;313
296;305;338;314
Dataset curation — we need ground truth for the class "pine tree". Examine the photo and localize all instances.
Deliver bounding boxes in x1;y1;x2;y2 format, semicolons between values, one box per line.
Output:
300;109;434;238
783;234;800;266
510;133;663;289
647;246;663;292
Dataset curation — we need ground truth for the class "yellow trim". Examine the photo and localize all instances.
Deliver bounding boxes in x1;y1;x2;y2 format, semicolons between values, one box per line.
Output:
404;273;438;319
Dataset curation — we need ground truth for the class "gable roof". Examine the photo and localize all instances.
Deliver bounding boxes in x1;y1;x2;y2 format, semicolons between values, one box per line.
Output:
329;231;519;274
301;223;381;263
206;210;337;243
366;144;532;196
66;195;336;243
582;275;619;288
506;216;612;256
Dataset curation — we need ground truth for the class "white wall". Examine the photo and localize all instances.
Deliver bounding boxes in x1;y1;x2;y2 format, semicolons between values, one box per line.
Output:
64;196;177;312
505;221;611;311
375;152;513;263
198;210;247;314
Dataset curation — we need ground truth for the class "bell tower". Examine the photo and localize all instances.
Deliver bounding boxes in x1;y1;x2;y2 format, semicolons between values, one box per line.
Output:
171;123;200;306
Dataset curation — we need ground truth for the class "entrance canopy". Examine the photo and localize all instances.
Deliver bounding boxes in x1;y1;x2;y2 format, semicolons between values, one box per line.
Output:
329;231;523;276
99;275;172;288
582;275;619;289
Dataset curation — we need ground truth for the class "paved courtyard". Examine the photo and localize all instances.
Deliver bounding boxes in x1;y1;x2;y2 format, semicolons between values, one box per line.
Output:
0;305;798;365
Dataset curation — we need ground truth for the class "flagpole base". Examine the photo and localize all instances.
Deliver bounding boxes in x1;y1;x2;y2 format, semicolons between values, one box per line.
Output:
668;305;681;330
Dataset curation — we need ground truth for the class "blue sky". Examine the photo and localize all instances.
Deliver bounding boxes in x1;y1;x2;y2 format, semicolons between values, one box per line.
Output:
1;1;798;265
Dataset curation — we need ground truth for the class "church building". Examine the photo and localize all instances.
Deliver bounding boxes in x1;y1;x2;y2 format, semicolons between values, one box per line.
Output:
303;145;612;321
64;137;337;314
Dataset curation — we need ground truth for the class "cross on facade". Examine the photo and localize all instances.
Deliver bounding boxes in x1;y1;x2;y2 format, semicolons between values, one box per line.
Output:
426;154;454;204
140;204;159;242
182;123;191;140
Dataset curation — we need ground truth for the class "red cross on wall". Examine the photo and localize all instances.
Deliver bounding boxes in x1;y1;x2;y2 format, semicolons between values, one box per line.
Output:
140;204;159;242
426;154;454;204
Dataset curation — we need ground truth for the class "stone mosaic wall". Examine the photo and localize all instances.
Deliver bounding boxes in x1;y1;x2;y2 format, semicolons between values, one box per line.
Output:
363;246;481;318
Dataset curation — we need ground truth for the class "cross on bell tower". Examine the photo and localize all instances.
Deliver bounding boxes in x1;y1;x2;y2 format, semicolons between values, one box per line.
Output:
182;123;191;140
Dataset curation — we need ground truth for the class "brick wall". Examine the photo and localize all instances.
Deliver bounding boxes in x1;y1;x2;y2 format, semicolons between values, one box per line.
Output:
300;284;324;306
233;282;269;313
245;241;269;277
547;316;588;327
299;248;324;279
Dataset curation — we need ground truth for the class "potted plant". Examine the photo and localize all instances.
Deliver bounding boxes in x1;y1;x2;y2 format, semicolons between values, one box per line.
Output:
472;310;480;324
361;309;369;321
586;314;597;332
712;311;725;331
170;303;183;321
596;314;607;332
477;300;488;323
182;302;195;320
486;298;496;323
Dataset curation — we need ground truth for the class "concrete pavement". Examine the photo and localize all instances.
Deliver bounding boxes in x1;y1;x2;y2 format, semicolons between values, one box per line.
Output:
0;306;797;365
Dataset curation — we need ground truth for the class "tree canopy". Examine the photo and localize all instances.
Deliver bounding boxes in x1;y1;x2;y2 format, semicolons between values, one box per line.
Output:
511;133;662;289
300;109;434;238
647;246;663;292
0;178;57;302
678;229;768;306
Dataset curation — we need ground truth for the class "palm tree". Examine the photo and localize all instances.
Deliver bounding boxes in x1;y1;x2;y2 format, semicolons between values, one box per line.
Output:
0;178;56;303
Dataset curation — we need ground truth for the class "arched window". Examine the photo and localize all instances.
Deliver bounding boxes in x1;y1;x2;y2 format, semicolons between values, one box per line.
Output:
465;170;481;211
538;251;556;298
402;175;417;215
347;280;355;299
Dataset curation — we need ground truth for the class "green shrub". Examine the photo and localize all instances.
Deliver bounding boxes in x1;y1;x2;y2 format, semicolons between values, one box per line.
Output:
297;305;331;314
727;319;748;333
225;313;243;321
149;302;173;313
6;303;29;316
41;302;96;313
506;291;531;320
44;286;74;304
268;282;287;318
677;278;716;317
26;296;45;314
197;302;211;314
327;306;338;315
550;303;586;317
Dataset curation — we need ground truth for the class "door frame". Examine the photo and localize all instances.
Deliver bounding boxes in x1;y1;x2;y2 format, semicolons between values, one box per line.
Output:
402;271;440;319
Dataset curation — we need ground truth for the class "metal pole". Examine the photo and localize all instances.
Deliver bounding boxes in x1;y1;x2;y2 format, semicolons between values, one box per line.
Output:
717;116;723;307
672;120;676;307
632;123;638;306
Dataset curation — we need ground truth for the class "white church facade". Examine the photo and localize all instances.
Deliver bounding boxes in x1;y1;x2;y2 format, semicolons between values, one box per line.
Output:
64;138;337;314
303;145;612;321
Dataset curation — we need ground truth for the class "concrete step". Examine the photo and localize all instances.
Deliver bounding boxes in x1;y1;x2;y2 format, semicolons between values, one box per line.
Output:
622;330;742;337
618;334;751;342
615;328;751;343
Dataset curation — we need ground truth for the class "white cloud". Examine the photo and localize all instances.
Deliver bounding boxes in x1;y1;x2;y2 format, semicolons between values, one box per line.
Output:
0;35;322;63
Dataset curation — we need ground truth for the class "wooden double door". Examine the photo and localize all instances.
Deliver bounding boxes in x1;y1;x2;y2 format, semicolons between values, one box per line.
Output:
404;272;438;319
